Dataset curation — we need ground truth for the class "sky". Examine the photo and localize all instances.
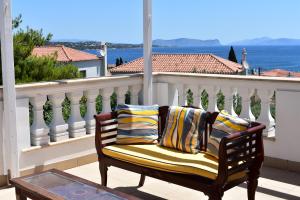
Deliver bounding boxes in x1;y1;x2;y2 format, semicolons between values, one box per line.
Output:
12;0;300;44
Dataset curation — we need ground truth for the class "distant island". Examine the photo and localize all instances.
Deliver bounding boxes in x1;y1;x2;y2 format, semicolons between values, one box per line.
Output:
153;38;221;47
230;37;300;46
50;37;300;50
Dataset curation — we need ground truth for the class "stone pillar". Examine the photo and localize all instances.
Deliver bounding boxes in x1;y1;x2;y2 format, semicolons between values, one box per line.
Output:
84;89;99;135
102;88;114;113
66;91;86;138
116;86;128;105
30;95;50;146
48;93;69;142
131;85;141;105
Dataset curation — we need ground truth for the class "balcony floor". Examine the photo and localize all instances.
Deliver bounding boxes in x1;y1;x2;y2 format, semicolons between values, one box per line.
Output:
1;162;300;200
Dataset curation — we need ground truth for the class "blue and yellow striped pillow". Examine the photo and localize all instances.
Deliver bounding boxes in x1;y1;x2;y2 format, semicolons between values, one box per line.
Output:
116;104;159;144
159;106;208;154
207;110;250;158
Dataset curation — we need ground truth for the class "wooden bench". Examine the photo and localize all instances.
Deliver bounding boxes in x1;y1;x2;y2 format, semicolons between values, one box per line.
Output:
94;106;265;200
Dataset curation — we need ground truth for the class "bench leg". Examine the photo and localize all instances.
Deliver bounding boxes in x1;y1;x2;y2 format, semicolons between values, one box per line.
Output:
247;176;258;200
208;189;223;200
138;174;146;187
99;162;108;186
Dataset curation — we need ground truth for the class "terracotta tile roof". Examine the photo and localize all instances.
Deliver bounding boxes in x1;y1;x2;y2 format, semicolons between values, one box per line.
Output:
261;69;300;77
32;45;101;62
110;54;244;74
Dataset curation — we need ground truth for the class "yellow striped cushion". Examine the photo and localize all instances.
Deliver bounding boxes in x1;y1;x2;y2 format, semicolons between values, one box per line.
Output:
159;106;207;154
103;144;246;181
207;110;250;158
116;104;159;144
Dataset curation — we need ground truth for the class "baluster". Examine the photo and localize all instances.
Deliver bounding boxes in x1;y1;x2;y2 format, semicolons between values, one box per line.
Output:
130;85;141;105
189;85;201;108
102;87;114;112
48;93;69;142
30;95;50;146
175;84;185;106
222;87;235;115
257;89;275;136
66;91;86;138
116;86;128;105
84;89;99;135
206;85;218;112
239;88;255;120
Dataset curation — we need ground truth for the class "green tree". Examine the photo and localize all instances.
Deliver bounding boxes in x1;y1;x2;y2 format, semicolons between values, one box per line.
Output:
115;58;120;66
119;57;123;65
0;15;81;85
228;46;238;63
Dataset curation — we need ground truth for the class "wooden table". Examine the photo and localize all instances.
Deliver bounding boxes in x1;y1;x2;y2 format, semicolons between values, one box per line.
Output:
9;169;140;200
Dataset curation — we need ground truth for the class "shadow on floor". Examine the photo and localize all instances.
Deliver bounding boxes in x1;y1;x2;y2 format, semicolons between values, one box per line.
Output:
260;166;300;186
114;186;166;200
239;183;300;200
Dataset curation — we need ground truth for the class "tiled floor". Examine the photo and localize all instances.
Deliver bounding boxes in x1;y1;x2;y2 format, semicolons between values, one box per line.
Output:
1;162;299;200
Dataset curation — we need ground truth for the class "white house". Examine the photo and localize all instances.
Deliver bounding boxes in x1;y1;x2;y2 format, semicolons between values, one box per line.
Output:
32;45;107;77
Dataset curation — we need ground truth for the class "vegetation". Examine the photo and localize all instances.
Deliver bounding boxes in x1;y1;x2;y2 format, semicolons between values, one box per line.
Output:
115;57;124;66
228;46;238;63
0;15;82;84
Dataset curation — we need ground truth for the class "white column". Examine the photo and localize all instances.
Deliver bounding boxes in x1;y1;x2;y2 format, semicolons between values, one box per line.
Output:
30;95;50;146
66;91;86;138
84;89;99;135
239;88;255;121
116;86;128;105
257;89;275;136
48;93;69;142
102;88;114;113
206;85;218;112
143;0;153;105
131;85;141;105
0;0;19;177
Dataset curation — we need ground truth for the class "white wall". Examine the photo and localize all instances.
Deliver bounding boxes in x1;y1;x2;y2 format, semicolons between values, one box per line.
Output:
72;60;104;78
264;90;300;162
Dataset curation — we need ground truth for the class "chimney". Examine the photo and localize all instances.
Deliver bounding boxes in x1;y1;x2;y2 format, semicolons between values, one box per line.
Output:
100;42;108;76
242;48;250;75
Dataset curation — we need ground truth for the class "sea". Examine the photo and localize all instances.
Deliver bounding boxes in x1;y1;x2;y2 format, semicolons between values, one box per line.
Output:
86;46;300;72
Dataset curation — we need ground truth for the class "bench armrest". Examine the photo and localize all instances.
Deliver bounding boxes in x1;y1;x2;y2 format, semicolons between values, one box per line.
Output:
216;122;266;183
94;112;118;155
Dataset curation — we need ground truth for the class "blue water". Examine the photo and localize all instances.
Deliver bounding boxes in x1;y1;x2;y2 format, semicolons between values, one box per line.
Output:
86;46;300;72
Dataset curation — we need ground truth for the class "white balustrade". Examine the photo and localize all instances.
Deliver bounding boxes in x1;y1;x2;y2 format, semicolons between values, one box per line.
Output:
102;87;114;113
257;89;276;137
222;87;235;115
84;89;99;135
48;93;69;142
205;85;218;112
239;88;256;121
188;85;201;107
116;86;128;105
130;85;141;105
66;91;86;138
175;84;185;106
29;95;50;146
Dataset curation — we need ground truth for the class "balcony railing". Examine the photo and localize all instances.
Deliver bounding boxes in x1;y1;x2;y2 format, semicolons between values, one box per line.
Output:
0;72;300;175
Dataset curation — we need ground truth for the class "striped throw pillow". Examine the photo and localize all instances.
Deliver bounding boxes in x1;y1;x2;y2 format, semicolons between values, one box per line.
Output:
207;110;250;158
159;106;208;154
116;104;159;144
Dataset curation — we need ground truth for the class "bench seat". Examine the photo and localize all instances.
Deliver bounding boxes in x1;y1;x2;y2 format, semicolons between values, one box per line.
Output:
103;144;245;181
